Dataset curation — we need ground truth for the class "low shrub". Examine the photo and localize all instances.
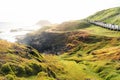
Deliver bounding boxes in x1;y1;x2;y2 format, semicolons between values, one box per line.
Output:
47;67;56;78
10;64;25;77
5;74;15;80
105;72;118;80
94;65;105;73
1;63;13;75
28;62;43;75
24;65;33;76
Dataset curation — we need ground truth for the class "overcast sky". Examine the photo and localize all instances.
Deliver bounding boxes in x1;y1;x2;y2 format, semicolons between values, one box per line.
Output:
0;0;120;25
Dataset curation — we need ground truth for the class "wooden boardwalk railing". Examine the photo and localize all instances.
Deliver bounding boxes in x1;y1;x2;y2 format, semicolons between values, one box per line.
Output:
86;20;120;31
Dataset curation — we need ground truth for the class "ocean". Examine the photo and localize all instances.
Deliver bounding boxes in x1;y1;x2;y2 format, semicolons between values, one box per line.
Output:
0;22;41;42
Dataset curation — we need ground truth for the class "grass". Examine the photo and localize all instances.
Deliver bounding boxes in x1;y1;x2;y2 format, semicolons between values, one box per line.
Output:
85;25;120;37
1;7;120;80
0;36;120;80
14;25;120;80
88;7;120;25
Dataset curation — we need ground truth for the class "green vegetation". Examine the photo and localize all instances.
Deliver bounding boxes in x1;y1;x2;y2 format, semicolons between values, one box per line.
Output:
1;36;120;80
85;25;120;37
1;7;120;80
88;7;120;25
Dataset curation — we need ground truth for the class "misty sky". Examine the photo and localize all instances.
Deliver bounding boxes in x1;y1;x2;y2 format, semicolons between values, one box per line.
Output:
0;0;120;25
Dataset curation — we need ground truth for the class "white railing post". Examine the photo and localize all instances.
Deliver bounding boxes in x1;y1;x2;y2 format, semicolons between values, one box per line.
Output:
87;20;120;31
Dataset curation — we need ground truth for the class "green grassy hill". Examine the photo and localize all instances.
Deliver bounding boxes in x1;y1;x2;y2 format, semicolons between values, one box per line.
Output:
2;39;120;80
88;7;120;25
0;40;106;80
0;40;45;79
1;7;120;80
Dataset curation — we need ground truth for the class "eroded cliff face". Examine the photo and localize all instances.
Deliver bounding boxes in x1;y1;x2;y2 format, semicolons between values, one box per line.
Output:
27;32;67;54
18;29;115;55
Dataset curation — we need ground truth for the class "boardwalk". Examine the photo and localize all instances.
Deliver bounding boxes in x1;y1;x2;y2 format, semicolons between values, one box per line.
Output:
87;20;120;31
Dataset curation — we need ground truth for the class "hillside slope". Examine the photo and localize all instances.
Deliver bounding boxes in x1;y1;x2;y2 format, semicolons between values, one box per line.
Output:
0;40;106;80
15;7;120;80
0;40;46;79
88;7;120;25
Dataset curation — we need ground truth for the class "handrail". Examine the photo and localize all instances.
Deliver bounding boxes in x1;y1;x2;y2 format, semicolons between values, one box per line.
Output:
86;20;120;31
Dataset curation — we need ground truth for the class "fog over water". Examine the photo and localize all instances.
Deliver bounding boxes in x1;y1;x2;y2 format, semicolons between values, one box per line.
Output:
0;22;41;42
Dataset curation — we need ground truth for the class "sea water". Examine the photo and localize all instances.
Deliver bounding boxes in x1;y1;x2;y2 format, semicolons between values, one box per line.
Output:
0;22;41;42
